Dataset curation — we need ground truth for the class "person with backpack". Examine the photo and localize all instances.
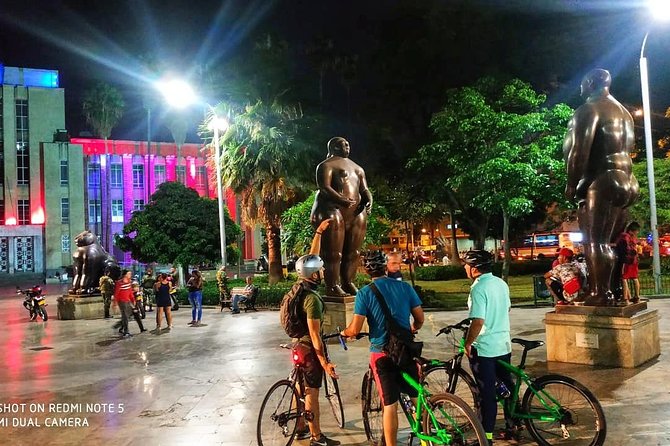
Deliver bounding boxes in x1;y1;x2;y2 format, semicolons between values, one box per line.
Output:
279;218;340;446
340;250;424;446
99;270;115;319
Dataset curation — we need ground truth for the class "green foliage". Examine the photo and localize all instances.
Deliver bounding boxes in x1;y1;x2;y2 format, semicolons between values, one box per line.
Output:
491;260;553;277
414;265;467;281
116;182;241;267
81;81;125;139
413;285;438;306
281;191;391;255
630;159;670;234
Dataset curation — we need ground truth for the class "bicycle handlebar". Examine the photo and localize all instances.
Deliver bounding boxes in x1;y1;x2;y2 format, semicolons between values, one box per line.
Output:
437;318;471;336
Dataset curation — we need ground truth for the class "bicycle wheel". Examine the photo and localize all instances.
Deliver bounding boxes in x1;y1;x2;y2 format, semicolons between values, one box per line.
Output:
421;393;488;446
324;372;345;428
522;374;607;446
361;369;385;446
257;379;300;446
422;366;480;413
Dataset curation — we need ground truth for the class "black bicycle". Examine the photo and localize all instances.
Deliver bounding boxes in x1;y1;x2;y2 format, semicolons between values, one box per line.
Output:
257;332;345;446
423;318;607;446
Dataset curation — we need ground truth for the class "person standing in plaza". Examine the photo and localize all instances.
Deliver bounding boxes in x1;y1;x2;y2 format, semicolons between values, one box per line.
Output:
154;273;173;332
114;270;135;338
462;250;514;445
617;221;641;304
141;268;155;313
168;266;180;311
187;269;204;326
99;270;115;319
341;251;424;446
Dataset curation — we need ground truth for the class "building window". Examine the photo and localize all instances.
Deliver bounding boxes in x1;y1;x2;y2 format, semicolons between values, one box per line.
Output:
88;200;101;223
61;198;69;224
196;166;207;188
16;100;29;186
88;162;101;188
61;234;70;253
60;160;68;186
132;164;144;188
133;199;145;212
176;165;186;184
110;163;122;188
18;199;29;225
111;199;124;222
154;164;166;186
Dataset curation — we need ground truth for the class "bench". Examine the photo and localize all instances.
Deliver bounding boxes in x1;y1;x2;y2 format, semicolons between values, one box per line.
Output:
229;286;259;312
532;275;553;306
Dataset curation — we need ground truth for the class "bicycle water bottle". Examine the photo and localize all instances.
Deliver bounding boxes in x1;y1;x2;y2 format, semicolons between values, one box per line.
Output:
400;394;415;414
495;380;511;399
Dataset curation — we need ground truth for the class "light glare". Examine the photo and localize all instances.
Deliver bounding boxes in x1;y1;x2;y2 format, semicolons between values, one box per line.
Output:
649;0;670;21
157;79;197;109
208;117;229;132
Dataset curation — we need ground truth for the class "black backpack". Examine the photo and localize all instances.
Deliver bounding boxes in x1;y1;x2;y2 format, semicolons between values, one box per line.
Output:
280;282;320;338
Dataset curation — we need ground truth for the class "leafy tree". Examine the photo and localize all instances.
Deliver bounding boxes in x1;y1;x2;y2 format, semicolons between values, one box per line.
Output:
81;81;125;250
281;192;390;257
115;182;241;267
409;77;573;280
630;159;670;235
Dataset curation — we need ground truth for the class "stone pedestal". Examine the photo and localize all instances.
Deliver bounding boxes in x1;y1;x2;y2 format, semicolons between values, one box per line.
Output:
57;294;118;320
322;295;356;334
544;302;660;368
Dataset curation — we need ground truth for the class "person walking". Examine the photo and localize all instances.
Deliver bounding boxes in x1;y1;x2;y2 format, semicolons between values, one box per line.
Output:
341;251;424;446
114;270;135;338
168;266;180;311
99;270;115;319
154;273;173;332
187;269;204;326
462;250;515;445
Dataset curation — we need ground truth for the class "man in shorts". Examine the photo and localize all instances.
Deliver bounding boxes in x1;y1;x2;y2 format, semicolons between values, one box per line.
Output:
341;251;424;446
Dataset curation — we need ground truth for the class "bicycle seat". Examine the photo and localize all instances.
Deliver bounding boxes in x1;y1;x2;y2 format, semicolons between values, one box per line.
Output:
511;338;544;351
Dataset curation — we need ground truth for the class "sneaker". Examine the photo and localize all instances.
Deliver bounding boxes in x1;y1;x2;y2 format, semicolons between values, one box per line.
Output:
188;320;196;326
168;325;173;330
310;434;340;446
194;321;201;327
140;328;148;333
295;427;310;440
231;310;240;314
123;333;133;338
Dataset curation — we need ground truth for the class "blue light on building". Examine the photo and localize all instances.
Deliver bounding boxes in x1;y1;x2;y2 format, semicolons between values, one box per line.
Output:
2;66;59;88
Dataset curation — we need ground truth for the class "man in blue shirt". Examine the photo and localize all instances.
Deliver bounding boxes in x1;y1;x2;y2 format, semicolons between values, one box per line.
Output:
341;251;424;446
462;250;513;445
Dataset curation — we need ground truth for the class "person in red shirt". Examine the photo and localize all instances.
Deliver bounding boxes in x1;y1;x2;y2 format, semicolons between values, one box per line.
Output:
114;270;135;338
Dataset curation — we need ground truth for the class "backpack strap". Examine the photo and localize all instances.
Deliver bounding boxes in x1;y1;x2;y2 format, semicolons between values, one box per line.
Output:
369;282;401;333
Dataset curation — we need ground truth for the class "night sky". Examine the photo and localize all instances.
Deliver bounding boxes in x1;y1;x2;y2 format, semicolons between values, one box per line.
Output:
1;0;670;150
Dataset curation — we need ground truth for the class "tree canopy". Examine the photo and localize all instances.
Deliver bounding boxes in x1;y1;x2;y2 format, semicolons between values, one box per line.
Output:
116;182;241;267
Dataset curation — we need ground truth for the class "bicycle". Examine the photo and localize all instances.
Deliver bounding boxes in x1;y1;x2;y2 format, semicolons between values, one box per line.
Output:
423;318;607;446
358;333;488;446
257;331;345;446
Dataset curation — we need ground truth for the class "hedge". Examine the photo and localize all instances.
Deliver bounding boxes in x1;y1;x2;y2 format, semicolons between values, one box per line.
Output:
413;260;554;281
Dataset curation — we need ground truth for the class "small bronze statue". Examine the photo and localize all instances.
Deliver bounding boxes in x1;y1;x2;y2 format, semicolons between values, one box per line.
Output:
70;231;121;295
311;137;373;297
563;69;640;306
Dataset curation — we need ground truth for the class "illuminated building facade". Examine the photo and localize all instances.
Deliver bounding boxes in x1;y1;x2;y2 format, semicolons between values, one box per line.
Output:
71;138;260;266
0;65;86;275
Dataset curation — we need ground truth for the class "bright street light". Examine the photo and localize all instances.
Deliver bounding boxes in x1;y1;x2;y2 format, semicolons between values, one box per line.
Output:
639;0;670;293
156;79;197;109
208;115;230;268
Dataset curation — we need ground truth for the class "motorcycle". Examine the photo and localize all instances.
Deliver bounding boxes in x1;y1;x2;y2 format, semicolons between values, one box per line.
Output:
19;286;48;321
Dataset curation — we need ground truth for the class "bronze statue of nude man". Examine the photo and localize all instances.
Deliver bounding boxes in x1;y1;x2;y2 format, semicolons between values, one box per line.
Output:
563;68;639;306
311;137;373;297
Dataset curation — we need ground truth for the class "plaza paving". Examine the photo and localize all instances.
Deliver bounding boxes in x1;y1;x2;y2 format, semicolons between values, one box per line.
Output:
1;284;670;445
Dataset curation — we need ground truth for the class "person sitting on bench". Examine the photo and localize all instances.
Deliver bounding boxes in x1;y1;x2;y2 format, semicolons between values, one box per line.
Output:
231;277;258;314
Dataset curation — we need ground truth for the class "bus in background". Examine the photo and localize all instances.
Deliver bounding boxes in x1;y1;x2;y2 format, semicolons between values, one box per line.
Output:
509;232;583;260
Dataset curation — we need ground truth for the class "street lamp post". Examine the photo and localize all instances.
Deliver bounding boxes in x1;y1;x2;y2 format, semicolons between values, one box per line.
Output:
639;1;670;293
210;117;230;268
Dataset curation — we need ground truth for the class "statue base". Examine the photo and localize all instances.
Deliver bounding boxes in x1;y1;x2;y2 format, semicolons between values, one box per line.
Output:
57;294;118;320
321;294;365;334
544;301;660;368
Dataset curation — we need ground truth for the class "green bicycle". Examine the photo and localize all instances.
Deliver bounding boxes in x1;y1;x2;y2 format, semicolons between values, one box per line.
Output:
422;318;607;446
359;333;488;446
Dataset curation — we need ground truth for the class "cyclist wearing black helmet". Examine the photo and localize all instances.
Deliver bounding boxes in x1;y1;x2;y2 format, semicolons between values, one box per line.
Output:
462;249;514;444
341;250;424;446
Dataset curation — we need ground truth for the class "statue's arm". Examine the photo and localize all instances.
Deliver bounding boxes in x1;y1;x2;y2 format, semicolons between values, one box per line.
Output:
357;167;373;215
564;107;596;200
316;163;355;207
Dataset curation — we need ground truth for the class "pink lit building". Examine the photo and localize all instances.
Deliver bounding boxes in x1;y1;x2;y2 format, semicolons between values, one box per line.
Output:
72;138;259;265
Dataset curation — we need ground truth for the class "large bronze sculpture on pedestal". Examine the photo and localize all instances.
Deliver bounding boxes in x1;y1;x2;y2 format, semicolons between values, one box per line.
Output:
563;69;640;306
310;137;373;297
69;231;120;295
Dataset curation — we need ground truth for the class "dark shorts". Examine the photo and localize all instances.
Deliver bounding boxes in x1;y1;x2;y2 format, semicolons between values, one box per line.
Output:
370;351;419;406
293;343;323;389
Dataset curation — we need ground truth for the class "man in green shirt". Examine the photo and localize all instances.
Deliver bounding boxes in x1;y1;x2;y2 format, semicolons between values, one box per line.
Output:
463;250;514;445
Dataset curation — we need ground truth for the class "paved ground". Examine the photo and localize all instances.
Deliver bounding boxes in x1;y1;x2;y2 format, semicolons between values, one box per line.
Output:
0;284;669;445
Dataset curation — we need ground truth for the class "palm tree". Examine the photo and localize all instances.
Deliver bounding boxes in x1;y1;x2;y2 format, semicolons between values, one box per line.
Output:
212;100;311;284
82;82;125;251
